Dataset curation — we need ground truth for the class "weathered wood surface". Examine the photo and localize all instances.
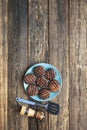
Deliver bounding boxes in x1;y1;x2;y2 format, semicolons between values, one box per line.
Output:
0;0;87;130
69;0;87;130
8;0;28;130
28;0;49;130
0;0;8;130
49;0;69;130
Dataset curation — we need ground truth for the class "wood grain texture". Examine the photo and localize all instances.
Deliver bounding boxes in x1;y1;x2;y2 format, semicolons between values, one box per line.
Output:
0;0;87;130
0;0;8;130
69;0;87;130
49;0;69;130
28;0;49;130
8;0;28;130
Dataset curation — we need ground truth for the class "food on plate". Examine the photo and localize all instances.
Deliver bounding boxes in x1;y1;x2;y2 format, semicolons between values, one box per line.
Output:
36;77;48;88
34;66;45;77
48;79;60;92
38;88;50;99
24;74;36;84
45;68;56;80
27;85;39;96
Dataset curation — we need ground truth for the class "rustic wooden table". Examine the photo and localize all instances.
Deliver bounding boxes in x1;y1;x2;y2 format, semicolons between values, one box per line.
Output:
0;0;87;130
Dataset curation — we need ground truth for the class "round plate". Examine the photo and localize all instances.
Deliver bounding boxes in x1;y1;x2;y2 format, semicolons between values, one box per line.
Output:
23;63;62;102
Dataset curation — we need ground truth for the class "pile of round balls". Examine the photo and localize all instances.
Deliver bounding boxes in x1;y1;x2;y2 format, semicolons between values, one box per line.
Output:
24;66;61;99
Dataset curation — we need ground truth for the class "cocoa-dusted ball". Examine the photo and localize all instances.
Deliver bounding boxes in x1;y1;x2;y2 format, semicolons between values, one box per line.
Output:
27;85;39;96
34;66;45;77
36;77;48;88
38;88;50;99
48;79;60;92
24;74;36;84
45;68;56;80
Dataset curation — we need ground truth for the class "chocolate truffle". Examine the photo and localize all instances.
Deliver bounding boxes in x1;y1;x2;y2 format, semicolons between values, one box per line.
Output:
28;85;39;96
36;77;48;88
38;88;50;99
48;79;60;92
24;74;36;84
45;69;56;80
34;66;45;77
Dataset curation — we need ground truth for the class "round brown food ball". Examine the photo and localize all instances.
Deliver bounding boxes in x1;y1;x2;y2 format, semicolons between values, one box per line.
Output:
24;74;36;84
36;77;48;88
48;79;60;92
45;68;56;80
27;85;39;96
38;88;50;99
34;66;45;77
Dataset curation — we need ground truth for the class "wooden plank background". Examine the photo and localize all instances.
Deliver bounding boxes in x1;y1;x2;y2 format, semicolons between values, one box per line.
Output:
0;0;87;130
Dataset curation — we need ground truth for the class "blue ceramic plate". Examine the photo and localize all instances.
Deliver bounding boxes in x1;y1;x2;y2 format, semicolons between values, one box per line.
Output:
23;63;62;102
